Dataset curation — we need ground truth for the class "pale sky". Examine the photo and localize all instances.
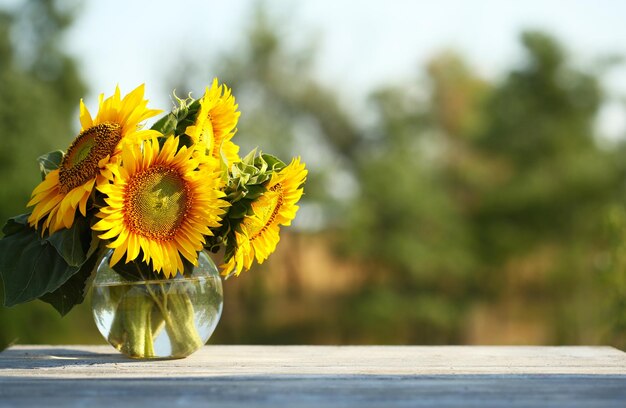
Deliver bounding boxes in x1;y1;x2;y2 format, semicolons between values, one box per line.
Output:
4;0;626;137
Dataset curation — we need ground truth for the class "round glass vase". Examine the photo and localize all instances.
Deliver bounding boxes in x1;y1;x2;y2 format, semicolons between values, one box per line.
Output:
91;250;223;359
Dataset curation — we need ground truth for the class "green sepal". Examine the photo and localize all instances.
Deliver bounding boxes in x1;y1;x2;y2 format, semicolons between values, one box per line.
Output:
178;134;195;150
225;149;281;204
207;150;289;261
228;201;250;219
204;233;225;253
37;150;64;180
245;184;267;200
109;251;198;282
222;233;238;269
150;94;201;139
175;99;201;136
107;254;162;282
260;153;286;172
150;112;178;136
241;148;258;165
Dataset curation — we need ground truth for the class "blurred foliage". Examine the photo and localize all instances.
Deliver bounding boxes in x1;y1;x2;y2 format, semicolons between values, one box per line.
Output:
606;206;626;348
192;8;626;346
3;3;626;348
0;0;93;346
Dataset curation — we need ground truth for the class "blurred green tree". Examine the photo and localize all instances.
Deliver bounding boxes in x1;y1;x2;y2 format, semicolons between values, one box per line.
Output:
0;0;85;222
341;80;478;343
176;7;480;344
388;33;626;345
169;6;374;343
457;32;625;343
0;0;91;346
169;5;626;345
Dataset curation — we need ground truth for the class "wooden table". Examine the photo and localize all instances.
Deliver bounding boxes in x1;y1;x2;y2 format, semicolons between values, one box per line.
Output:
1;345;625;407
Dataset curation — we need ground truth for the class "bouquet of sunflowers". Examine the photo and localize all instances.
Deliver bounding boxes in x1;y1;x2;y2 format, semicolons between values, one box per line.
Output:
0;80;306;358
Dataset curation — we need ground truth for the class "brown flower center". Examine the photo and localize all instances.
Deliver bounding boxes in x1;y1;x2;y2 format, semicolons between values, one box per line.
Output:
124;165;191;241
58;123;122;193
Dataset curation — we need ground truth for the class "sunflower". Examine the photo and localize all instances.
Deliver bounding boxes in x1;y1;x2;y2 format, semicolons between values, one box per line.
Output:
185;78;240;166
222;157;307;276
27;85;161;235
92;136;228;278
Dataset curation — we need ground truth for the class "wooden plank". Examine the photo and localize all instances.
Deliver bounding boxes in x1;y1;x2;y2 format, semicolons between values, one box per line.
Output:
1;346;625;407
1;345;625;377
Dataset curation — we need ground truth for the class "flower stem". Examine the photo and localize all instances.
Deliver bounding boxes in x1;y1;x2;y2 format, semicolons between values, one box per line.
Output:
129;264;203;358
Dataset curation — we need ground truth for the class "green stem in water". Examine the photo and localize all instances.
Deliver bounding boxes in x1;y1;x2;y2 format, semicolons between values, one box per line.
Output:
107;286;156;358
135;265;203;358
163;284;204;357
107;262;204;359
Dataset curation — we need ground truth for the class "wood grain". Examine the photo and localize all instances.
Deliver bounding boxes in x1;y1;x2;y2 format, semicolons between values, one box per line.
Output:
1;346;625;407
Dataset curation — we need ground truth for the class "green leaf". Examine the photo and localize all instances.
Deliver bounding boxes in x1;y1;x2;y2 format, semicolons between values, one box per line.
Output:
37;150;64;179
0;222;80;307
2;213;30;236
0;215;100;315
39;249;99;316
45;216;91;267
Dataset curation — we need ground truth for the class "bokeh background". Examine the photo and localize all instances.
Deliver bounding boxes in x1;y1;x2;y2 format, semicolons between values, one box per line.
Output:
2;0;626;348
